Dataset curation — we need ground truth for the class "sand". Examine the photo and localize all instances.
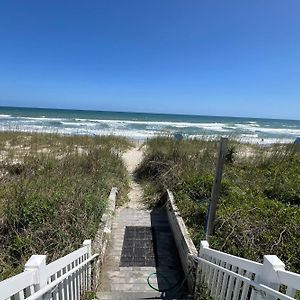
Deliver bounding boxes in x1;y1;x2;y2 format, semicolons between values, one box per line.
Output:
122;146;145;209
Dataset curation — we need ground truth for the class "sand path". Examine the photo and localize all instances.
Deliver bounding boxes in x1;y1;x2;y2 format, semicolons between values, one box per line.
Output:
122;146;144;175
122;146;145;209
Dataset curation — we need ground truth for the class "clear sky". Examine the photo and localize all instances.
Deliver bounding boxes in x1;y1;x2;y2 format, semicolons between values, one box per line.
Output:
0;1;299;119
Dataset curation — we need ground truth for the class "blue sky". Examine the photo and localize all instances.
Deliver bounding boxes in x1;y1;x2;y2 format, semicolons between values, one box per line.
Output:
0;1;299;119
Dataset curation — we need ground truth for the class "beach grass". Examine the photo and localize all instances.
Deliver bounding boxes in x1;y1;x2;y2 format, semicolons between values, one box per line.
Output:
136;136;300;273
0;132;132;280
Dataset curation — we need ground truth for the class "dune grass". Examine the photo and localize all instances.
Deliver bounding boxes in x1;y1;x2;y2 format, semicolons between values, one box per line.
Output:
0;132;132;280
136;137;300;273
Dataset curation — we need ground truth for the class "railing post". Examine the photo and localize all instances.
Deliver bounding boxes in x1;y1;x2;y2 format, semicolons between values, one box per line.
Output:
83;240;92;290
199;240;209;257
254;255;285;300
24;255;47;291
83;239;92;258
194;241;210;297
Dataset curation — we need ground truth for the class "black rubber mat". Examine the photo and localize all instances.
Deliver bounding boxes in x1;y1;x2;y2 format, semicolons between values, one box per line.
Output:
120;226;155;267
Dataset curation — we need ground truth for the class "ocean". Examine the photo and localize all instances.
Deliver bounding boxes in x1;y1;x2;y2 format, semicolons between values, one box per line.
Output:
0;106;299;144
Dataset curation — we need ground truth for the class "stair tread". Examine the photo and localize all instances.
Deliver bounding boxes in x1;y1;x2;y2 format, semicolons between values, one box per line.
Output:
96;291;191;300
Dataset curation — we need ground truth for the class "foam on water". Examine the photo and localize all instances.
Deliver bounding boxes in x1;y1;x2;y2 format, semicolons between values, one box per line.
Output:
0;107;299;144
254;127;300;135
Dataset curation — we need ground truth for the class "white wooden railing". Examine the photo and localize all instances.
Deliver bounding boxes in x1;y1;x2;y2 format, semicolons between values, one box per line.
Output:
0;240;99;300
189;241;300;300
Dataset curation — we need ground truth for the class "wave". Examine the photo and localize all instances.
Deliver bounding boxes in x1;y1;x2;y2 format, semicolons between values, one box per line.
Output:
233;123;262;131
0;124;159;139
254;127;300;135
15;117;231;132
0;124;296;144
60;121;98;127
75;118;227;128
0;114;299;143
1;116;229;131
18;116;67;122
4;116;299;134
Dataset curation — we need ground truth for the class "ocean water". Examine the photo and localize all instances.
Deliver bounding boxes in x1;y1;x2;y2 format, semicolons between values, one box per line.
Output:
0;106;299;144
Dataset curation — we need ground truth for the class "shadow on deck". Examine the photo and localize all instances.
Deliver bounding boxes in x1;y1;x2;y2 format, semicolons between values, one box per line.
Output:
148;209;191;299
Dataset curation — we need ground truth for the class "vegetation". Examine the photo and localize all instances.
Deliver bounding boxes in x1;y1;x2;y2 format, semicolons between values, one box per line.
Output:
0;132;131;280
136;137;300;274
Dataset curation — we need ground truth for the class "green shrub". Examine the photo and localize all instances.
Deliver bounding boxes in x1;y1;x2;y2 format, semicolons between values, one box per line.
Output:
137;137;300;273
0;133;131;280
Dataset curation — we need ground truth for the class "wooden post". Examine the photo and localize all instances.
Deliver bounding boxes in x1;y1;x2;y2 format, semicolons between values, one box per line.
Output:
83;240;92;290
24;255;47;291
205;137;228;240
83;239;92;258
254;255;285;300
195;241;210;295
199;240;210;257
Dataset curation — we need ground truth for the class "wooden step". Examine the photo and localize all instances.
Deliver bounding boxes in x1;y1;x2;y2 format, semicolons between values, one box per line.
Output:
96;291;192;300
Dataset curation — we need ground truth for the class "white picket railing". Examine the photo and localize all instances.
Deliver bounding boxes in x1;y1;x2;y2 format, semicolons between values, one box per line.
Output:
190;241;300;300
0;240;99;300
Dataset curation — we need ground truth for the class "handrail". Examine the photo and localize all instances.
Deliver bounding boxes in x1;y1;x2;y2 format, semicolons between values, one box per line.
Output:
47;246;88;277
188;254;295;300
201;246;262;274
277;269;300;289
25;253;99;300
0;270;35;299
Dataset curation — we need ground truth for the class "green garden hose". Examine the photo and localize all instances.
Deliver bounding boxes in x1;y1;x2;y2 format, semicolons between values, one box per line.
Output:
147;268;192;294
